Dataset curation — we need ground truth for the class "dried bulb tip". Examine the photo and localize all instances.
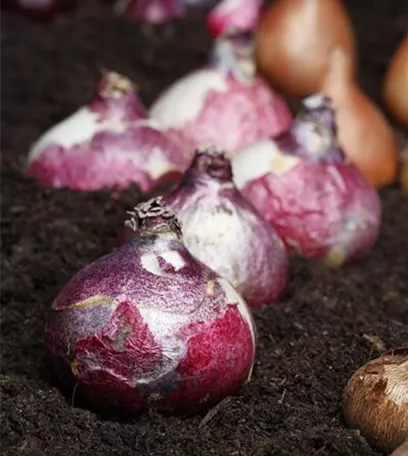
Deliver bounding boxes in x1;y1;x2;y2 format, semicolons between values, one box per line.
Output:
125;197;182;233
101;70;136;98
196;145;226;158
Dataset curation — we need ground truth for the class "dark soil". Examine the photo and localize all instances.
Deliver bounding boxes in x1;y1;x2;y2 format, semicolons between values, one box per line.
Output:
1;1;408;455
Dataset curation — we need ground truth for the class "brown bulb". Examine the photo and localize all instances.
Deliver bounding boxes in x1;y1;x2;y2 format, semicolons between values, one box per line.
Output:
343;348;408;453
391;439;408;456
383;33;408;128
322;47;398;188
255;0;357;98
401;144;408;194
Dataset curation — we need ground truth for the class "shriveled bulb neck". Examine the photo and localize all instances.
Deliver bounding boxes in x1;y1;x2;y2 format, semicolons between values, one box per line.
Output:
208;30;256;82
89;71;148;120
125;197;183;240
286;93;346;163
187;147;233;184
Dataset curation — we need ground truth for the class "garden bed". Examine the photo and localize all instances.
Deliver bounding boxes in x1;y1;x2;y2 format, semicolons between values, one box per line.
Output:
1;1;407;455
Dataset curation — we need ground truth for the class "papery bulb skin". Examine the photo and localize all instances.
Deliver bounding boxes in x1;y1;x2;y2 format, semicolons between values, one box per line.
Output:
255;0;357;98
115;0;185;24
343;348;408;454
8;0;77;21
232;95;381;267
149;31;293;159
26;71;189;193
206;0;264;38
322;48;398;188
158;147;288;308
46;198;256;413
383;34;408;128
401;144;408;194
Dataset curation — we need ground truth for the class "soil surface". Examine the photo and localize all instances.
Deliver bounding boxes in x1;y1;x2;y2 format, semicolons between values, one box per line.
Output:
1;1;408;455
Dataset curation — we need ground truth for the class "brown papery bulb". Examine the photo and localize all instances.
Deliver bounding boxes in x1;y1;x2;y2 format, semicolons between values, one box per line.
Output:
321;47;398;188
383;33;408;128
391;439;408;456
343;348;408;454
255;0;357;98
401;143;408;193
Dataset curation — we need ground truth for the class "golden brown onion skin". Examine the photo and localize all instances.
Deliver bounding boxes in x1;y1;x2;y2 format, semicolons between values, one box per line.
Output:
391;439;408;456
343;348;408;454
322;48;398;188
401;144;408;193
255;0;357;98
383;33;408;128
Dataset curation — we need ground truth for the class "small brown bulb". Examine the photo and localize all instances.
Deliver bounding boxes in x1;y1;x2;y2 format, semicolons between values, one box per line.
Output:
343;348;408;453
383;33;408;128
401;143;408;194
391;439;408;456
255;0;357;98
